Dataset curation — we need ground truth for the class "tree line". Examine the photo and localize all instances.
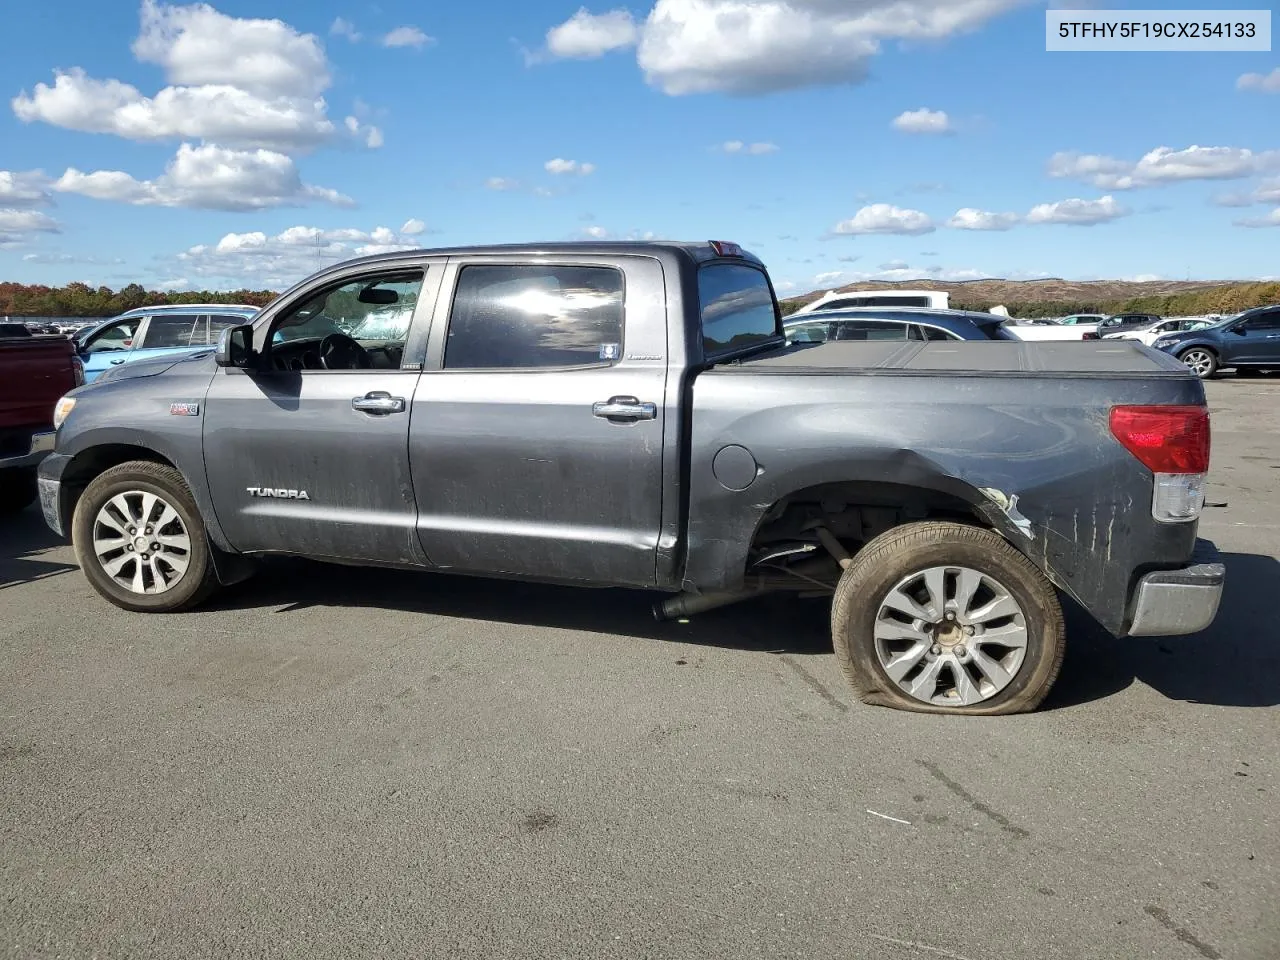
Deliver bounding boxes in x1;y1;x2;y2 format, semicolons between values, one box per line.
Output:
0;282;278;318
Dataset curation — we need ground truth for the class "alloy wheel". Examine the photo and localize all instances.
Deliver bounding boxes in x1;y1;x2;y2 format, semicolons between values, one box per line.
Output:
873;565;1028;707
91;491;192;594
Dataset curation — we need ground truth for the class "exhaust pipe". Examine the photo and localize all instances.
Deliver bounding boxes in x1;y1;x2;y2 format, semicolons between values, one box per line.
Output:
653;587;770;621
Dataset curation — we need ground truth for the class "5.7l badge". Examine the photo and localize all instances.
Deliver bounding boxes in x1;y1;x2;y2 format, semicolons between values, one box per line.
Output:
246;487;311;500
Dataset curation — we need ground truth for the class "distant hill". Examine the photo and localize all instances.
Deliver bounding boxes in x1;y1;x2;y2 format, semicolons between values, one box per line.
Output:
780;278;1280;319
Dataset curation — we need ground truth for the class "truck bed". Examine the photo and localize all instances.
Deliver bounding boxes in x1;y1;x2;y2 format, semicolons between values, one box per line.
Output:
732;339;1189;377
689;337;1205;635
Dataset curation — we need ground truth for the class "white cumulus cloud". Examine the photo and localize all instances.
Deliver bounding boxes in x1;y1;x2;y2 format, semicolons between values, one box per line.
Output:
401;218;426;235
892;108;952;134
1237;68;1280;93
13;69;335;152
174;221;429;287
382;26;433;49
132;0;329;98
629;0;1023;96
546;8;639;58
1025;195;1129;226
1234;208;1280;228
0;170;51;207
330;17;361;41
1049;145;1280;190
546;158;596;176
948;208;1019;230
831;203;935;236
720;140;779;154
51;143;352;212
0;207;60;248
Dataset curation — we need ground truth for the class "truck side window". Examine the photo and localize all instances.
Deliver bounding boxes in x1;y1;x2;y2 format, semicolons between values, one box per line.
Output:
444;264;624;370
699;263;779;357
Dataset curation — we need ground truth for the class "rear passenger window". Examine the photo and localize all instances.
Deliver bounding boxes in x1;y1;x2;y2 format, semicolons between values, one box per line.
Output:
699;263;779;356
921;325;954;341
142;314;200;348
445;264;624;369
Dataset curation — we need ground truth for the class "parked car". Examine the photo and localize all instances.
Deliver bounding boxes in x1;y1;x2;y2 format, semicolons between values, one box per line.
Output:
1002;313;1106;341
1096;313;1162;337
74;304;260;383
785;308;1013;343
1103;317;1215;347
41;241;1222;716
791;289;950;315
0;334;83;512
1152;304;1280;378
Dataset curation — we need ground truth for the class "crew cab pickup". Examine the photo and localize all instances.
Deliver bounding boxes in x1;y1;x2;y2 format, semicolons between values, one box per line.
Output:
38;242;1224;715
0;333;83;513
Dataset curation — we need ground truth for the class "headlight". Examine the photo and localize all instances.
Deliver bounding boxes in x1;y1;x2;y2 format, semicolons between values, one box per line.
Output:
53;396;77;429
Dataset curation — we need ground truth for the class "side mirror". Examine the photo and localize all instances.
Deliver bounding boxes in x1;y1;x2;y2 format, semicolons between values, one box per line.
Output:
1231;325;1248;336
215;324;256;368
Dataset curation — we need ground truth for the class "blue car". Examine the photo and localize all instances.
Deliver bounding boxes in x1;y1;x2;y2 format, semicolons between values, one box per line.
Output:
75;304;259;382
1151;304;1280;379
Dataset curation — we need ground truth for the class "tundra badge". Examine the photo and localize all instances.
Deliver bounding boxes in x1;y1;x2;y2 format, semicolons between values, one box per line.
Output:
246;487;311;500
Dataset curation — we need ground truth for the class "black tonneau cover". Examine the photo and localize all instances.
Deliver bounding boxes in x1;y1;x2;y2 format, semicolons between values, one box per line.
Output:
730;339;1191;377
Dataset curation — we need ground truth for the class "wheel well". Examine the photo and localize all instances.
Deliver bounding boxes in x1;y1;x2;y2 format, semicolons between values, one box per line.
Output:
60;444;176;518
1177;344;1216;356
745;480;987;588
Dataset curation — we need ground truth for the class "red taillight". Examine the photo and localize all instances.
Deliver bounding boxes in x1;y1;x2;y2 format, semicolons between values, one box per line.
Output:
1109;405;1209;473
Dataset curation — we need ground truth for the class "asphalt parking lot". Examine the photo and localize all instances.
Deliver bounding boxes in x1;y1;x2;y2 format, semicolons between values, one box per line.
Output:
1;378;1276;960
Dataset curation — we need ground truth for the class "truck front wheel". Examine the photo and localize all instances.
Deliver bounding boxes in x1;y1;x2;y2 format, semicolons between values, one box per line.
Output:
72;460;219;613
831;521;1065;715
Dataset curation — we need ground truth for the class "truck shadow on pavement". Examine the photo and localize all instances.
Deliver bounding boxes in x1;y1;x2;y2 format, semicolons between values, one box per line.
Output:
208;549;1279;710
0;506;78;590
1044;551;1279;710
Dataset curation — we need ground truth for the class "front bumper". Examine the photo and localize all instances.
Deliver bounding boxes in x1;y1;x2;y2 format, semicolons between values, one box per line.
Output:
1125;539;1224;637
0;430;55;470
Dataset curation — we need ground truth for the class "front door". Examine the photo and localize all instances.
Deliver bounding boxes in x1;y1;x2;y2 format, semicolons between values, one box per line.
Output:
409;256;668;587
203;266;434;564
1222;309;1280;365
79;316;140;381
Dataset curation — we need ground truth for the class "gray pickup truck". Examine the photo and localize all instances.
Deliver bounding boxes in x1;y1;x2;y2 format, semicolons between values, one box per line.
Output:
39;241;1223;715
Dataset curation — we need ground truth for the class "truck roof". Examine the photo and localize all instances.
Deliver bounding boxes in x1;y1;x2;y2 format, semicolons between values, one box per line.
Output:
292;240;765;280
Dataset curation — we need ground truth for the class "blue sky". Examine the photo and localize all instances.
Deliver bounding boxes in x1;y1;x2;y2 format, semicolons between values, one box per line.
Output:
1;0;1277;297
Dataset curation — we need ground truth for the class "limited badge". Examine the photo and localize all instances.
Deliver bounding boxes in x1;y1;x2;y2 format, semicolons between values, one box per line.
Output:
599;343;620;361
169;402;200;417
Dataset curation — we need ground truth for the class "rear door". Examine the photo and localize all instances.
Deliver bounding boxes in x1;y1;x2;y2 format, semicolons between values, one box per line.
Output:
409;255;667;586
128;313;203;364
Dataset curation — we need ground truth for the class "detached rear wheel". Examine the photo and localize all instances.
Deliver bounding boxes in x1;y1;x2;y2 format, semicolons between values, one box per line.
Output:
72;460;218;612
1178;347;1218;379
831;521;1065;715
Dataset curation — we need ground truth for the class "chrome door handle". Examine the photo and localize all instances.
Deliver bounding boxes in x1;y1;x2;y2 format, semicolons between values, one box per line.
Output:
352;391;406;415
593;396;657;422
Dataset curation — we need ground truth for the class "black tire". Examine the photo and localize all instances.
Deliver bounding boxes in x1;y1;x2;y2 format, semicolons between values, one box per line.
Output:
0;468;38;516
1177;347;1218;379
71;460;218;612
831;521;1065;716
